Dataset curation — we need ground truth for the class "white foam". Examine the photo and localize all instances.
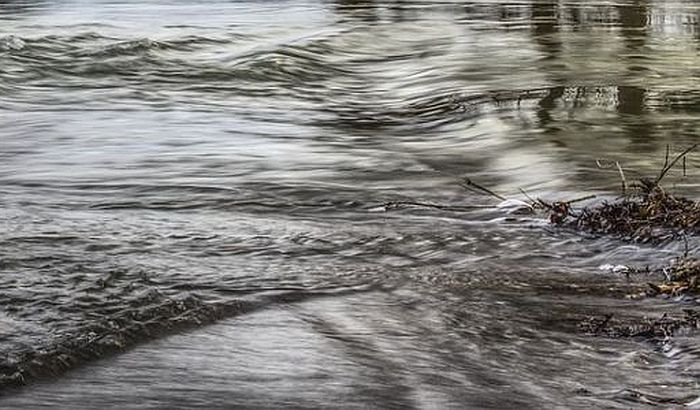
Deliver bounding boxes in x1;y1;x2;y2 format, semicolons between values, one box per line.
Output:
0;35;26;51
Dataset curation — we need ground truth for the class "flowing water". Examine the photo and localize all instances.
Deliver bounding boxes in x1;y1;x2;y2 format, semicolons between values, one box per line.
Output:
1;0;700;408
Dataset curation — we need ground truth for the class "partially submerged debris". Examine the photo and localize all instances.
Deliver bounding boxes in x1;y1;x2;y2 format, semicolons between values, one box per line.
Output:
381;147;698;342
547;144;698;242
546;179;699;242
579;309;700;340
383;145;697;243
579;257;700;340
643;256;700;297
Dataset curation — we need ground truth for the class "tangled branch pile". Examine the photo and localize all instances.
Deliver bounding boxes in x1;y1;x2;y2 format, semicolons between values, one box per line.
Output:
545;144;698;242
548;179;699;242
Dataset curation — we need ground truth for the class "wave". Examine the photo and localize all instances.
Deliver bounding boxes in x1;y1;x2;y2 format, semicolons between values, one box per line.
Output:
1;31;243;56
0;282;381;390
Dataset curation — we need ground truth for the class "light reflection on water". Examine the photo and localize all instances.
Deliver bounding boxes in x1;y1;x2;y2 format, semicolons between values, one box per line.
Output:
0;0;699;408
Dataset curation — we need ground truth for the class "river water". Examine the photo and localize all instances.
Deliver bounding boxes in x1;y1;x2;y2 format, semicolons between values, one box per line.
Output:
1;0;699;408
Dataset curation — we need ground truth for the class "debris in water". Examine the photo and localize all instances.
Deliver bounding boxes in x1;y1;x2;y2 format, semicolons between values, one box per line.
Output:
378;146;699;342
544;144;698;242
643;256;700;297
547;180;699;242
579;309;700;340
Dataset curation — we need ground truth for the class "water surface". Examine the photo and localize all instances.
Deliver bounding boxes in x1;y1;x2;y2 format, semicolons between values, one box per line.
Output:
1;0;700;408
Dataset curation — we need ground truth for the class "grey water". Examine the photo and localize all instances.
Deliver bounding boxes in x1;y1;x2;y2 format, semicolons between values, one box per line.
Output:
1;0;700;408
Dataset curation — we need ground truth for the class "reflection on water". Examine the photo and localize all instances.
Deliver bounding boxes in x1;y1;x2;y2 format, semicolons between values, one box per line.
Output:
0;0;699;408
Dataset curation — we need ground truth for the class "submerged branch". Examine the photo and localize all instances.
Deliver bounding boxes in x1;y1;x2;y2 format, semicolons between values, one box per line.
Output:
656;144;697;185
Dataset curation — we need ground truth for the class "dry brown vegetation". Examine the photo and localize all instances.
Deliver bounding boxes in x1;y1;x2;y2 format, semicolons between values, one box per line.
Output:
545;178;699;242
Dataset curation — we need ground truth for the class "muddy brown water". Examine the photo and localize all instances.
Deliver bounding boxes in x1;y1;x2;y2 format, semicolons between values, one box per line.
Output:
1;0;700;408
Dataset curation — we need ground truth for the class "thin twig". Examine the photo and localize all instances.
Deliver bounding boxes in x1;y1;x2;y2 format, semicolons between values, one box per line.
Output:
682;234;689;258
615;161;628;194
518;187;537;205
460;178;507;201
382;201;493;212
656;144;698;184
683;156;687;177
536;198;552;209
565;194;597;204
596;159;628;194
595;159;611;169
